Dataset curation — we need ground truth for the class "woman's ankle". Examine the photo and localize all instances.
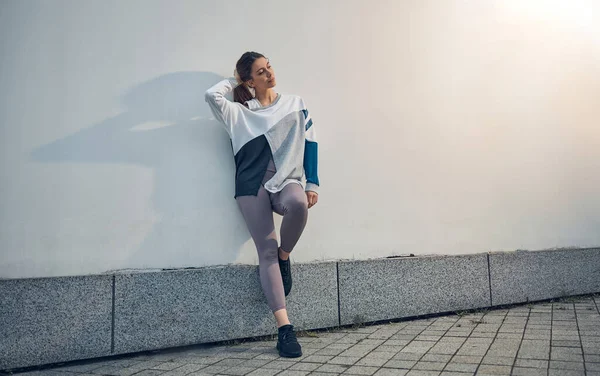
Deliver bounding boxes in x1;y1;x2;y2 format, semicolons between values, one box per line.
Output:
278;247;290;261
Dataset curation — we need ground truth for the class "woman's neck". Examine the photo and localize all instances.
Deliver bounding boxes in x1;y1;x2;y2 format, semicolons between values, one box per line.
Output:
254;88;277;107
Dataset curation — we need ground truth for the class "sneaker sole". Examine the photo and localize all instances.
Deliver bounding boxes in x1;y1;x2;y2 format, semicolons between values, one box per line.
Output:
276;343;302;358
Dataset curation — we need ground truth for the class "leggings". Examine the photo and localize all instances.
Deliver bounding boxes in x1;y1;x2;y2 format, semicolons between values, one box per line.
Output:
236;158;308;312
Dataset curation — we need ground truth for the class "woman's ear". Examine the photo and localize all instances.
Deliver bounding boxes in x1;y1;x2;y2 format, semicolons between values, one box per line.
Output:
247;79;254;89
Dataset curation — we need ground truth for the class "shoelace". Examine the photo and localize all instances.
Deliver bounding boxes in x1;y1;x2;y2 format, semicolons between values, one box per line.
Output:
280;329;297;344
280;259;290;273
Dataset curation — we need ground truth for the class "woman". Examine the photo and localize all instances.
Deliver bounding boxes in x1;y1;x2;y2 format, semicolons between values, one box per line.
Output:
205;51;319;358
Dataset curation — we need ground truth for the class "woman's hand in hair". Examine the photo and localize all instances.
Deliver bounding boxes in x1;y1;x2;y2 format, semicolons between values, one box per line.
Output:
234;69;242;85
306;191;318;209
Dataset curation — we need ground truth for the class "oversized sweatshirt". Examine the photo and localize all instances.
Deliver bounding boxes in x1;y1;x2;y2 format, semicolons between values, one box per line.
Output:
205;78;319;198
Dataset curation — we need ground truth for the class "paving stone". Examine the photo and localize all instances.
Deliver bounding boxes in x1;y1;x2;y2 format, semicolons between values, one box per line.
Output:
374;369;409;376
449;355;484;364
314;363;350;373
261;360;295;370
547;370;585;376
221;366;259;375
442;362;478;373
276;370;310;376
587;362;600;372
511;366;548;376
382;359;418;369
301;355;333;364
480;356;514;365
342;365;379;375
245;369;281;376
392;352;423;361
288;362;321;372
421;354;452;363
327;357;358;366
405;370;442;376
475;364;512;374
412;361;447;371
550;346;583;361
514;358;548;368
548;360;584;370
366;351;397;360
355;357;389;367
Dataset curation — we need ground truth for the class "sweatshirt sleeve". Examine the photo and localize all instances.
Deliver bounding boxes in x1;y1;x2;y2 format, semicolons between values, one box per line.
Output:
302;104;320;193
204;77;242;137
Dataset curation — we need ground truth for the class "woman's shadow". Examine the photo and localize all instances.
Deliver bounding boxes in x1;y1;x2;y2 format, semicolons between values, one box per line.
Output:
30;71;251;270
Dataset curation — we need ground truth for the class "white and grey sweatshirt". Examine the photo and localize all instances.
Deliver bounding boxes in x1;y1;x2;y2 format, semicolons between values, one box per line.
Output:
205;78;319;198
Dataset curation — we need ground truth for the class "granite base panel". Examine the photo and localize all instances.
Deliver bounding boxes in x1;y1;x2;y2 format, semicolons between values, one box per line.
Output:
113;262;339;355
489;247;600;306
337;254;491;326
0;275;113;370
2;248;599;371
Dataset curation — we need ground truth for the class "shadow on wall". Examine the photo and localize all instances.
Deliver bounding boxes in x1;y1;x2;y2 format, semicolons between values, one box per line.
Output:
30;71;251;269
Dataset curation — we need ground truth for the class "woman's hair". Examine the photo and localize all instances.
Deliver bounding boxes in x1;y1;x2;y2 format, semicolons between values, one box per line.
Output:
233;51;265;107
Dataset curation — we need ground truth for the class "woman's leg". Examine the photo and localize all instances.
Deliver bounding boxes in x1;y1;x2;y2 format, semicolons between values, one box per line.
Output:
236;187;289;326
272;183;309;257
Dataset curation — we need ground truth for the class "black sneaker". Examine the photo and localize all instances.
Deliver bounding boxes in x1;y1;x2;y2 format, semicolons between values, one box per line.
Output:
276;324;302;358
278;255;292;296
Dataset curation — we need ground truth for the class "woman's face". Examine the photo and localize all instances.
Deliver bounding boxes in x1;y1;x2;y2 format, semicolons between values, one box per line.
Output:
248;57;276;91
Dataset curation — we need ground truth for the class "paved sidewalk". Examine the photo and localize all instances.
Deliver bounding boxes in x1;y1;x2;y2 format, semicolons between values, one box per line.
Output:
8;294;600;376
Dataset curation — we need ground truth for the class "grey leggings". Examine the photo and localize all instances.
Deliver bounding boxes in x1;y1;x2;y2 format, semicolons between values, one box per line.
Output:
236;158;308;312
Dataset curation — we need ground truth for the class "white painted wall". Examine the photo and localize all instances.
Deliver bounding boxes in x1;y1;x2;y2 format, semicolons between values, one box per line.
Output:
1;0;599;279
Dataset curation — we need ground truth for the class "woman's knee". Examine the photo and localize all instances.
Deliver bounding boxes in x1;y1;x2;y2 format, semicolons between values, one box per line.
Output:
257;239;279;263
285;195;308;215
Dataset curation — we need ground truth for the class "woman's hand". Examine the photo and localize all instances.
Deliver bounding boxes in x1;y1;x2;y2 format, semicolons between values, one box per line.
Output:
306;191;318;209
234;69;242;85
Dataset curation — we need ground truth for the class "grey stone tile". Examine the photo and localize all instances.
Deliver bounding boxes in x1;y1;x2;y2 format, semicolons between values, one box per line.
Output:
511;367;547;376
366;351;398;360
550;346;583;361
338;255;490;325
514;358;548;368
547;370;585;376
261;360;295;370
302;355;333;364
159;363;208;375
383;359;417;369
586;354;600;362
588;362;600;371
412;361;447;371
314;347;345;356
420;354;452;363
276;370;310;376
488;249;600;306
314;363;351;373
342;365;379;375
474;364;512;375
399;341;437;354
128;370;166;376
289;362;321;371
374;369;409;376
548;360;584;370
405;370;441;376
355;357;389;367
150;361;194;371
449;355;484;364
0;275;113;369
245;369;281;376
480;356;514;366
221;366;259;375
442;362;478;373
327;357;358;366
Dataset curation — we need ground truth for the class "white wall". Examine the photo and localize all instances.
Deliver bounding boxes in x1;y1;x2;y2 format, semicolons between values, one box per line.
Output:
1;0;599;279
